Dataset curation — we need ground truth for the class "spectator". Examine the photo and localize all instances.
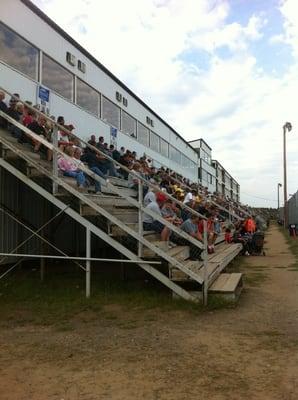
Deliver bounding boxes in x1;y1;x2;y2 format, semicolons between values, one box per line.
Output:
0;90;8;128
110;144;120;162
57;116;73;150
171;215;203;260
27;114;52;161
143;193;171;241
97;136;104;150
58;146;86;189
9;102;24;138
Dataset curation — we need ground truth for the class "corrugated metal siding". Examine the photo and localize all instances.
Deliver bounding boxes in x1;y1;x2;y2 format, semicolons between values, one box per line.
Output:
288;192;298;225
0;166;101;264
0;167;20;263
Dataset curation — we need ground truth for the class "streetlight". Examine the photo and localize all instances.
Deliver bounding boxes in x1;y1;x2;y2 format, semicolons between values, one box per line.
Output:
283;122;292;228
277;183;282;210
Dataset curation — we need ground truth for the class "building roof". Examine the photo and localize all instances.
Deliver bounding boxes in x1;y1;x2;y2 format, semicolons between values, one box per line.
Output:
21;0;195;152
188;138;212;151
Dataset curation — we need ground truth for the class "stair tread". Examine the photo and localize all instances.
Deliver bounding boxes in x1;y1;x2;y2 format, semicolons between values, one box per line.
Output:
209;273;243;292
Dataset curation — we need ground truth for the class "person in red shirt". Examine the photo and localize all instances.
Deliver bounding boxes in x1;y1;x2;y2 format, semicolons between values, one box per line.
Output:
22;103;35;127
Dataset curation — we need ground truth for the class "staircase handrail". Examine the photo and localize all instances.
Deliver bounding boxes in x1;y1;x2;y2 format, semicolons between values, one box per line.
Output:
0;87;210;222
0;110;206;253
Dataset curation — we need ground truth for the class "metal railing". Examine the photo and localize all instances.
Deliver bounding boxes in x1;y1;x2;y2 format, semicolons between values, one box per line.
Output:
0;86;239;302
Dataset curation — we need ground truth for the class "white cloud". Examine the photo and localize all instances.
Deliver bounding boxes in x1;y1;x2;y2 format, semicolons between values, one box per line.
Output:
279;0;298;58
32;0;298;207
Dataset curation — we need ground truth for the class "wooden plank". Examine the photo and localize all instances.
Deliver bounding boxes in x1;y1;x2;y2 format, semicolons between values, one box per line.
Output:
85;195;135;208
208;273;231;291
223;273;243;292
101;186;137;197
142;241;170;257
81;205;138;222
209;273;243;293
108;177;131;188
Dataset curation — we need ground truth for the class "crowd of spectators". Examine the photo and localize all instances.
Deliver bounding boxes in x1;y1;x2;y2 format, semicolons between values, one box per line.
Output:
0;90;258;257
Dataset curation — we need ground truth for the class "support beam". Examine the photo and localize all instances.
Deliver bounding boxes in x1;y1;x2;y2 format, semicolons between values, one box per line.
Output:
86;228;91;298
203;220;208;306
0;159;197;302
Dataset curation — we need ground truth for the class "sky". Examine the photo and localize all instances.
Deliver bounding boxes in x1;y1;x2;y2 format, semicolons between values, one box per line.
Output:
31;0;298;207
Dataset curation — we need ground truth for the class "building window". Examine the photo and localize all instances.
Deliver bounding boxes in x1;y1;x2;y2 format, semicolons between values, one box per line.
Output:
42;54;74;101
0;22;39;80
122;111;137;138
160;138;169;158
76;78;99;116
169;145;181;164
201;170;208;181
150;131;160;152
208;173;213;184
102;96;120;129
137;122;149;146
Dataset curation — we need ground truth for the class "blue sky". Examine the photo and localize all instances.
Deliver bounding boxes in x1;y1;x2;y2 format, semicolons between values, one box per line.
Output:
32;0;298;207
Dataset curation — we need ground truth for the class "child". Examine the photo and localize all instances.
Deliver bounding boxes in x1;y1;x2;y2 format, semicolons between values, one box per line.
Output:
225;228;232;243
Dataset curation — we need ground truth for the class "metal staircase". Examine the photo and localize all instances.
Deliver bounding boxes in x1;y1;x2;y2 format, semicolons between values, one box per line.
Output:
0;88;243;304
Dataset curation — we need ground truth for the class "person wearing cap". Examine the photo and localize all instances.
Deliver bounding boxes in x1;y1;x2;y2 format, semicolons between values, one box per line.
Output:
143;193;172;241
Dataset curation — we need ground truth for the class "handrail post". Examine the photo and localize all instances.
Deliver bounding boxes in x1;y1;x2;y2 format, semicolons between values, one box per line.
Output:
52;125;58;195
86;227;91;298
203;219;208;306
138;179;143;257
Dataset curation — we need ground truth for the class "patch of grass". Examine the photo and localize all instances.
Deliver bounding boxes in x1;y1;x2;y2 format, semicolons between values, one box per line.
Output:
244;271;268;287
55;322;75;332
206;295;236;310
0;268;203;326
278;226;298;271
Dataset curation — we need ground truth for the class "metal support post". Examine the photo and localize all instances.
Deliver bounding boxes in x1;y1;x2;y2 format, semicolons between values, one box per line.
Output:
203;220;208;306
283;128;288;228
138;179;143;257
40;258;45;281
52;126;59;195
86;228;91;298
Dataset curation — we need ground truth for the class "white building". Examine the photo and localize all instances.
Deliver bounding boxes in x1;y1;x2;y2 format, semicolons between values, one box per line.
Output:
0;0;241;200
212;160;240;202
0;0;199;182
188;139;217;193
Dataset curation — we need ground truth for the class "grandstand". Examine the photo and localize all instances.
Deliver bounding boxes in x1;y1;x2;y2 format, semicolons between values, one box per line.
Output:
0;0;250;303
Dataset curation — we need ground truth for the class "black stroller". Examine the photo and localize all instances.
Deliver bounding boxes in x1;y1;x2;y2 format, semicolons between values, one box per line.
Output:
249;232;265;256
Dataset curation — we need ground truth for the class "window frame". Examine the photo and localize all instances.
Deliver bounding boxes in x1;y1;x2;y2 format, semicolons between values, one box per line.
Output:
76;76;100;117
0;21;39;81
42;52;75;102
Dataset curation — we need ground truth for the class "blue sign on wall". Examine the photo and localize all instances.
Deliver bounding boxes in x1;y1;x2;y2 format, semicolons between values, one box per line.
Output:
38;86;50;103
110;127;117;138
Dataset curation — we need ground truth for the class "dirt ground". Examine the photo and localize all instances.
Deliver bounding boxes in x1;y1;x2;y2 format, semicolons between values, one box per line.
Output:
1;224;298;400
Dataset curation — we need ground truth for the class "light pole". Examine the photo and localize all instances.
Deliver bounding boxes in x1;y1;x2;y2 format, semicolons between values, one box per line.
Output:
283;122;292;228
277;183;282;210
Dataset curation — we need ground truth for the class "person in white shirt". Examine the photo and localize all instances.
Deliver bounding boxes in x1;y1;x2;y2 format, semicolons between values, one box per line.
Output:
183;189;197;204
